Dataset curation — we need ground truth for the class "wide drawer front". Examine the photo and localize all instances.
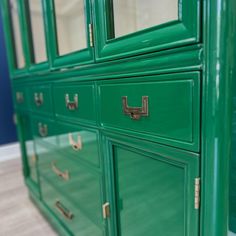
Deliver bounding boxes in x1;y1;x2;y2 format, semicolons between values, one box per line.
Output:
28;85;53;115
53;83;96;124
99;72;200;151
40;163;104;236
13;86;29;110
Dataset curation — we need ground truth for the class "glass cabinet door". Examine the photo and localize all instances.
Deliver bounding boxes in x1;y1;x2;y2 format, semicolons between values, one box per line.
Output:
1;0;28;76
94;0;200;61
9;0;25;68
46;0;94;69
104;134;200;236
23;0;49;70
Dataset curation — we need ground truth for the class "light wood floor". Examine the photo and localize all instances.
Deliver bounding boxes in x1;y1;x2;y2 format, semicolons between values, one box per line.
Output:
0;158;57;236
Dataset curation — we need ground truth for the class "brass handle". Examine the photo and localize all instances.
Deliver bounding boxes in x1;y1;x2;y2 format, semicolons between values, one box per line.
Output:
122;96;149;120
16;92;24;104
38;123;48;137
34;92;44;106
68;133;82;151
65;94;78;111
55;200;74;220
51;161;70;181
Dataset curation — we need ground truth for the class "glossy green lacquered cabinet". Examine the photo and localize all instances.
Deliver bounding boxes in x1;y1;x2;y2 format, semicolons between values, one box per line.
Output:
2;0;236;235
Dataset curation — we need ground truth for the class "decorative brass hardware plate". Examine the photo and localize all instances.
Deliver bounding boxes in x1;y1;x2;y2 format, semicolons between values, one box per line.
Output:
51;161;70;181
122;96;149;120
55;200;74;220
65;94;78;111
16;92;24;104
38;123;48;137
68;133;82;151
102;202;110;219
194;178;201;210
34;92;44;106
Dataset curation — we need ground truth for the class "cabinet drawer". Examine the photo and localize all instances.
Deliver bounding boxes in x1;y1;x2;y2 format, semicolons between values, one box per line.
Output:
56;122;100;168
28;85;53;115
53;83;96;124
31;117;58;146
99;72;200;151
13;87;29;110
40;164;104;236
34;120;100;168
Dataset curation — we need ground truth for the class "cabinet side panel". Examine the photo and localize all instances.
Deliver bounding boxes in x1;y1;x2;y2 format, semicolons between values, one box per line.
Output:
229;75;236;233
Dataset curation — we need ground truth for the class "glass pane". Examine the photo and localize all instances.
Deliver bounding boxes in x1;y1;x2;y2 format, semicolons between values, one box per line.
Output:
9;0;25;69
28;0;47;63
113;0;179;38
54;0;87;56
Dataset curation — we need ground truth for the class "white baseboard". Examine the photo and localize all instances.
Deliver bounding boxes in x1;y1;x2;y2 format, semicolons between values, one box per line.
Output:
0;142;21;162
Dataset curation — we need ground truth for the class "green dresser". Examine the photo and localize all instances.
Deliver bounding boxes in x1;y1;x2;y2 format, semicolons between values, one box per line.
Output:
1;0;236;235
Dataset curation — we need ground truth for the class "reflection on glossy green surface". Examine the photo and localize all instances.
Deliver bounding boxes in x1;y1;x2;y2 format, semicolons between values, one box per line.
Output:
114;147;186;236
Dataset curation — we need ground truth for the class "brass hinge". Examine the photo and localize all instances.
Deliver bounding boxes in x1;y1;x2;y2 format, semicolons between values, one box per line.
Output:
89;23;94;47
194;178;201;210
102;202;110;219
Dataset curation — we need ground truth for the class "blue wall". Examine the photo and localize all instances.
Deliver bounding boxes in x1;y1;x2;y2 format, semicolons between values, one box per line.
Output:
0;11;17;145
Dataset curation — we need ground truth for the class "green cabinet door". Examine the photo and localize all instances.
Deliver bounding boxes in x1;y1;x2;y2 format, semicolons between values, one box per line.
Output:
103;133;199;236
45;0;94;69
94;0;200;61
21;0;49;72
1;0;29;77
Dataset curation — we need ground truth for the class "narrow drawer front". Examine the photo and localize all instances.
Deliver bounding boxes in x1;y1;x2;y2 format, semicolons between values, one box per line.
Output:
56;122;100;167
13;87;28;110
31;117;58;146
53;83;96;124
99;72;200;151
29;85;53;115
40;167;104;236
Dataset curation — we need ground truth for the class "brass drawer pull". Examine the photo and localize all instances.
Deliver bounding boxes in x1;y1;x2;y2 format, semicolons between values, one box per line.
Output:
122;96;149;120
55;200;74;220
38;123;48;137
16;92;24;104
34;92;44;106
68;133;82;151
65;94;78;111
51;161;70;181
